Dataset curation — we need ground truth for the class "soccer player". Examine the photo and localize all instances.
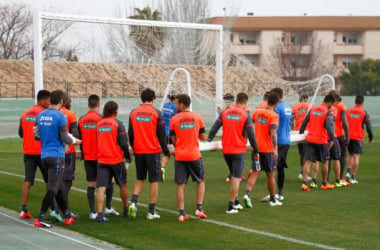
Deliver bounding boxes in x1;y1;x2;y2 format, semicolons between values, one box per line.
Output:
327;91;349;187
244;92;282;207
162;91;178;144
34;90;81;228
299;94;335;191
128;88;170;220
216;93;247;183
18;90;50;219
333;94;350;185
166;94;207;221
78;95;118;220
345;95;373;184
291;94;312;179
260;88;291;202
208;92;259;213
54;94;79;222
96;101;131;222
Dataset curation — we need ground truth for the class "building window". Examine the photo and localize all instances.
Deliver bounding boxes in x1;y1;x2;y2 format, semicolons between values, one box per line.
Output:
291;36;297;45
239;33;257;45
342;35;358;44
290;57;300;67
230;34;234;42
281;32;309;45
342;56;358;68
290;56;309;68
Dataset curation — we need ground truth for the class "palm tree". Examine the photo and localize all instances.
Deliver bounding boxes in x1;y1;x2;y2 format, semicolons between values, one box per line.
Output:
129;7;166;58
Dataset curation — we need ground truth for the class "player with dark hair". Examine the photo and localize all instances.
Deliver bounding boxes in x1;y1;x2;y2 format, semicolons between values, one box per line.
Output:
34;90;81;228
163;94;207;222
260;88;291;202
332;93;350;185
327;91;349;187
50;93;80;222
208;92;259;213
96;101;131;222
244;92;282;207
345;95;373;184
165;94;207;221
18;90;50;219
128;88;170;220
299;94;335;191
78;95;118;220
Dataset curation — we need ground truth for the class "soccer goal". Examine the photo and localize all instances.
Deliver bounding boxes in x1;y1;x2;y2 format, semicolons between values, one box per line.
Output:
33;11;335;147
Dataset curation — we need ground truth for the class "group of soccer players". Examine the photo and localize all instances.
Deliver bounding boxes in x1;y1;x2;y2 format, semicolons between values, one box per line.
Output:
18;86;373;227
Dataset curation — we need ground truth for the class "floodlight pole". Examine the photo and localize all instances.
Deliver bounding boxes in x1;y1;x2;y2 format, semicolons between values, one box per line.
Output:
33;11;43;103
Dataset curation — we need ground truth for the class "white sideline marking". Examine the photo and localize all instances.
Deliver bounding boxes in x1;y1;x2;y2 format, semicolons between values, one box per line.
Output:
0;211;106;250
0;170;344;250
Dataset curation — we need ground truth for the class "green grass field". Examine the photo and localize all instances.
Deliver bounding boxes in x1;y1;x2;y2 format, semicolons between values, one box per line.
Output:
1;131;379;250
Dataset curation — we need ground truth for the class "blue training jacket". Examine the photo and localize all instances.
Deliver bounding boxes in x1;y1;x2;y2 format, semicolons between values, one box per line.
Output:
274;101;292;145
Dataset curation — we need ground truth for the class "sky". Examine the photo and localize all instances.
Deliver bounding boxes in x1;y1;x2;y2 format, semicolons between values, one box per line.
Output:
3;0;380;18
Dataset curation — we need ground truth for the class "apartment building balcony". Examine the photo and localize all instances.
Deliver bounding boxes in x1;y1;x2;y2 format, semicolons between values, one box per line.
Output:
333;44;363;55
280;45;312;54
230;44;261;55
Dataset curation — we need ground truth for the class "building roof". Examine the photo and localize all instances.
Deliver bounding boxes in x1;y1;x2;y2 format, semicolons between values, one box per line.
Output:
207;16;380;31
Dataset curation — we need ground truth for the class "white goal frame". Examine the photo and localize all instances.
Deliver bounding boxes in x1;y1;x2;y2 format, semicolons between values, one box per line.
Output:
33;11;224;103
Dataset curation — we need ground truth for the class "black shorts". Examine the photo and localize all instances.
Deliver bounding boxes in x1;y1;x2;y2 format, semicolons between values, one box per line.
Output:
348;139;363;155
297;143;306;155
277;145;290;169
329;138;341;160
134;153;161;182
63;152;76;181
84;160;98;182
42;157;64;194
223;153;245;178
305;142;329;162
97;162;126;187
254;152;276;172
337;136;347;156
24;154;48;184
175;158;204;184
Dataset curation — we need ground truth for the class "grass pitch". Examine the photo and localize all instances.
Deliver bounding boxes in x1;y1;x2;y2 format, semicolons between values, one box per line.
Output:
0;130;379;249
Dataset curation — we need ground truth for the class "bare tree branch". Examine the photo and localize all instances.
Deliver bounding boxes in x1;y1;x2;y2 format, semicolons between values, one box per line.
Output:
0;3;80;61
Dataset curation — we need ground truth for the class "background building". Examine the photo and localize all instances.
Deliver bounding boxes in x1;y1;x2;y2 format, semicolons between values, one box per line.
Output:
208;16;380;83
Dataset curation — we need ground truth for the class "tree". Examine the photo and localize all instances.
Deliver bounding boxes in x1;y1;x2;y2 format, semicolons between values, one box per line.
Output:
0;3;79;61
129;7;166;58
267;33;335;81
40;19;80;61
0;4;32;59
340;59;380;95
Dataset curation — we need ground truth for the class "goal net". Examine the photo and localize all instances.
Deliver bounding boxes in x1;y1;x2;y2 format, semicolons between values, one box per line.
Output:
33;12;335;139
